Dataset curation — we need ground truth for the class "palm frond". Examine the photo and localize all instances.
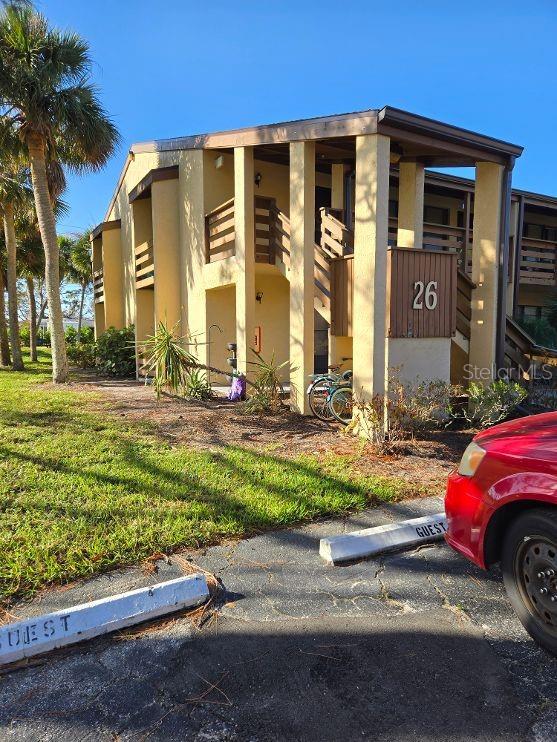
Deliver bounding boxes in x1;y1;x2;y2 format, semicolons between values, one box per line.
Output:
0;5;120;172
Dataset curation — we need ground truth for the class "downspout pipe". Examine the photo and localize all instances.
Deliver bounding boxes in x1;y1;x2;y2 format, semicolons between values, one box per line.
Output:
495;158;515;374
512;195;525;319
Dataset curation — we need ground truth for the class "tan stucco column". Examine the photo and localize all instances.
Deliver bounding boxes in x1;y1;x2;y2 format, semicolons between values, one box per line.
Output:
234;147;256;376
331;164;344;211
102;227;124;330
289;140;315;414
469;161;504;380
152;178;181;332
353;133;390;402
397;161;424;248
179;149;208;367
328;335;352;370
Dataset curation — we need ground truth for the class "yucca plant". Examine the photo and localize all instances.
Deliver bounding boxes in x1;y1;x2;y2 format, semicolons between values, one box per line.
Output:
183;366;212;401
243;350;289;414
142;321;197;399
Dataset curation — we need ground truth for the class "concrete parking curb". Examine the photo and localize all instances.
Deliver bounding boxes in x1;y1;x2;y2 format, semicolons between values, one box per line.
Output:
320;512;448;564
0;573;209;666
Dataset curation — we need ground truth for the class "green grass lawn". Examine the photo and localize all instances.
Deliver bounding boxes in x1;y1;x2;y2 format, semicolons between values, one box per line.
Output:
0;350;413;605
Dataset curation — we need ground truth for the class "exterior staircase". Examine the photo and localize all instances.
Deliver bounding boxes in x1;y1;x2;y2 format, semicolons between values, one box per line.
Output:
205;197;549;375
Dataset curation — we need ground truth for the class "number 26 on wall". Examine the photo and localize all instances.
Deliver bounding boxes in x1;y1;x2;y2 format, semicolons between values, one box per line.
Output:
413;281;438;310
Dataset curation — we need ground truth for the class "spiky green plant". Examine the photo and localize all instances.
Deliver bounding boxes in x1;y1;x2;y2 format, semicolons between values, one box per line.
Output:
183;366;212;401
243;350;289;414
143;321;197;399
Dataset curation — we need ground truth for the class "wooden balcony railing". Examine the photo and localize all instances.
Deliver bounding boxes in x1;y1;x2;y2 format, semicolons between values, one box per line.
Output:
204;196;332;315
505;316;534;372
93;269;104;303
519;236;557;285
205;198;235;263
422;222;472;275
320;208;353;257
456;270;474;340
135;240;154;289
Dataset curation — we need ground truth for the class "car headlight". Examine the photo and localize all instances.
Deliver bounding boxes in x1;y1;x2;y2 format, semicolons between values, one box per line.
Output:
458;441;486;477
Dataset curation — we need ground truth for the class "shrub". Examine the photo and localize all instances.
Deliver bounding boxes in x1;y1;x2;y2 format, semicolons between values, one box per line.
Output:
464;380;527;428
65;326;78;345
346;370;458;450
96;325;136;378
19;324;30;346
389;373;457;432
20;324;53;347
242;351;288;415
67;342;97;369
184;367;212;400
65;326;94;345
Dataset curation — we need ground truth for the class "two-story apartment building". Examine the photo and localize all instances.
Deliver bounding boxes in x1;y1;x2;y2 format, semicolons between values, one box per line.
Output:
92;107;555;413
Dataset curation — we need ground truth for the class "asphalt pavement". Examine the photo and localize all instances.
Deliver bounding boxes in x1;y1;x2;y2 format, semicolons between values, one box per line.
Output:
1;496;556;741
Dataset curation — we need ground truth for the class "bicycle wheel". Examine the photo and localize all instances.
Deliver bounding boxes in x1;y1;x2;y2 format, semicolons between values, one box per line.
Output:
308;377;336;421
329;385;353;424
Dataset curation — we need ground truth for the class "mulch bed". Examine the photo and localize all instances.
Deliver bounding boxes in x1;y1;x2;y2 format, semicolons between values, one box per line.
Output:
66;373;473;497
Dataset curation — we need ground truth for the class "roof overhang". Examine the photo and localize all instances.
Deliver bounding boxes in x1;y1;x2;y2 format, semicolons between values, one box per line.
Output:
104;106;525;220
130;106;523;169
128;165;179;204
90;219;121;241
376;107;523;167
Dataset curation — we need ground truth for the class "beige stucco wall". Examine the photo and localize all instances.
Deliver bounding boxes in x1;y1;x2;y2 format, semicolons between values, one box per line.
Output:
206;284;236;382
100;140;538;400
135;288;154;345
108;150;180;327
469;162;503;379
389;337;452;385
254;270;290;378
329;335;353;371
450;340;469;386
152;178;181;330
102;227;125;330
94;302;105;338
92;236;103;272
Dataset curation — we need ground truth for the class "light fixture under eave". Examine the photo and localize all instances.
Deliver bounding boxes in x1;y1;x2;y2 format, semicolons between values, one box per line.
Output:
215;155;224;169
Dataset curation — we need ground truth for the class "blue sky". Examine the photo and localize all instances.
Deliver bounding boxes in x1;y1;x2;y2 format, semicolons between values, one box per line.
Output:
39;0;557;236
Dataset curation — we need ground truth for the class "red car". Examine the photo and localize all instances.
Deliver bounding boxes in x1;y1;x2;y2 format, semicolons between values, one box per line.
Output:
445;411;557;655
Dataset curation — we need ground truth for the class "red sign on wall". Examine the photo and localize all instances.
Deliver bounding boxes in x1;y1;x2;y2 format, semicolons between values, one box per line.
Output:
253;326;262;353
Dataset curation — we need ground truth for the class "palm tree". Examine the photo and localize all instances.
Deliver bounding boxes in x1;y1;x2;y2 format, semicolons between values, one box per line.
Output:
66;230;92;342
0;5;120;382
0;148;29;371
17;212;44;361
0;254;10;366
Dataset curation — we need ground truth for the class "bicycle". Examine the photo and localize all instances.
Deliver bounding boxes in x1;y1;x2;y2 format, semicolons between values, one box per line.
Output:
306;359;352;422
327;382;354;424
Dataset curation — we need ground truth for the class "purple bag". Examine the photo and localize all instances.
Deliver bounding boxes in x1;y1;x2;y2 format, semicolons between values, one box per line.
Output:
228;375;246;401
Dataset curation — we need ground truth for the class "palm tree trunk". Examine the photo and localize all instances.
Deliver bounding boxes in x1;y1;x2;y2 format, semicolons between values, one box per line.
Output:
0;268;11;367
3;202;24;371
26;276;38;362
26;133;68;383
77;280;86;342
36;294;47;332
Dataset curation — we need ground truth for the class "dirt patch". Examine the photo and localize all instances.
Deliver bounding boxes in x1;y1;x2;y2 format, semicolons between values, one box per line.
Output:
67;374;472;496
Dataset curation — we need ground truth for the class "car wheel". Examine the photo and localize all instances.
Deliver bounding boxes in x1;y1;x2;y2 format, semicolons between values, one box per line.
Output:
502;508;557;656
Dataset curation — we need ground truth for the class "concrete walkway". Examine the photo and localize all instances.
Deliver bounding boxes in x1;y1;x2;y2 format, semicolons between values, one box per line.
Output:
1;496;556;741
